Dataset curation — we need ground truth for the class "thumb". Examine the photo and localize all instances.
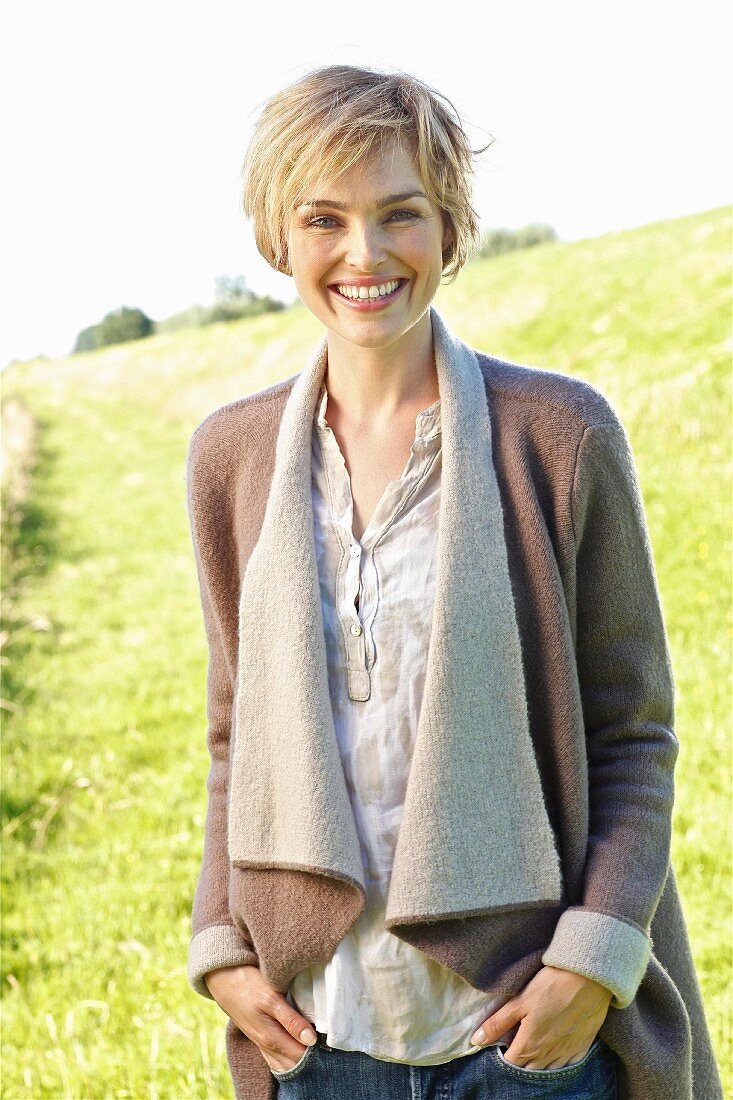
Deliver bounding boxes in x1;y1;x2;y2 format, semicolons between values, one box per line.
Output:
471;999;524;1045
271;994;318;1045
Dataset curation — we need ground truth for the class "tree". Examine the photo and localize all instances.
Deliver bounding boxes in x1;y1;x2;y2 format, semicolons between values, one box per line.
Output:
214;274;254;302
73;306;153;353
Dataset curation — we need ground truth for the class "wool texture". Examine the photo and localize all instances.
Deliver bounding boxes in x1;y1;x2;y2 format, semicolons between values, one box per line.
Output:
185;307;722;1099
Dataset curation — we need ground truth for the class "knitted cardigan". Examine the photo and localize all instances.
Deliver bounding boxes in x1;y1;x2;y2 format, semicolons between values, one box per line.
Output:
184;307;722;1100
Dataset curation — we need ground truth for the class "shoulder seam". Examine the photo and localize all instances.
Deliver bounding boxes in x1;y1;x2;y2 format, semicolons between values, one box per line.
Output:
487;383;606;430
570;424;591;548
570;421;626;547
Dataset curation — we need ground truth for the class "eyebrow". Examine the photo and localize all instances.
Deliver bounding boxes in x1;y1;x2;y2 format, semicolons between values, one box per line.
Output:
297;189;429;212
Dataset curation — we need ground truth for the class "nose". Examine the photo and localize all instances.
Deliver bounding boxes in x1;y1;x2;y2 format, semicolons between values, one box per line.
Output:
344;219;389;271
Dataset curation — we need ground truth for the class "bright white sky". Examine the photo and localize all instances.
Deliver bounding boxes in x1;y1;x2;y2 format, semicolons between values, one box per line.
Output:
1;0;730;368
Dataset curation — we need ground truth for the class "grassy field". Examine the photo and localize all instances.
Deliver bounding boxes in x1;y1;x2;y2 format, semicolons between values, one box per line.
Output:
2;204;730;1098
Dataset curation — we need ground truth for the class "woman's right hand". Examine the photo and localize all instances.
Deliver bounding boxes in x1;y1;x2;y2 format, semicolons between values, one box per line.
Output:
204;964;318;1073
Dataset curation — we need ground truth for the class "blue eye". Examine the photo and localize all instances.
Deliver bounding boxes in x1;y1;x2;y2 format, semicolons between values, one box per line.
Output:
307;209;419;229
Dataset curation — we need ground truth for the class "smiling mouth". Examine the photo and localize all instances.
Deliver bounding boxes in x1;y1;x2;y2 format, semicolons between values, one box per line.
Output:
328;279;409;308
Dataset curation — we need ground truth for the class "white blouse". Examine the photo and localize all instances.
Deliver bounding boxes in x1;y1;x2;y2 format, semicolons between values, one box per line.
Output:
286;380;519;1065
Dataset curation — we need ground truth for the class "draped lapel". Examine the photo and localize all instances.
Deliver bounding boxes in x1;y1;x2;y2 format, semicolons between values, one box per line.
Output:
228;306;563;928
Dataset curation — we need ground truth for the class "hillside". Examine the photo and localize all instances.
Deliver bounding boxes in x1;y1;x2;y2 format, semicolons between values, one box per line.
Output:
1;204;730;1097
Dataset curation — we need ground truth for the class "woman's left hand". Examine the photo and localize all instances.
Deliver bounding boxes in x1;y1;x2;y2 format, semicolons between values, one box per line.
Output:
470;965;613;1069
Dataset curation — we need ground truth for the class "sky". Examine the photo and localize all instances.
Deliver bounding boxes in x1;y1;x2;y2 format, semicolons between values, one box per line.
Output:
1;0;730;369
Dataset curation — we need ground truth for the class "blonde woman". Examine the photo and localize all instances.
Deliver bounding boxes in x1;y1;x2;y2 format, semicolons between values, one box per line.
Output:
184;64;721;1100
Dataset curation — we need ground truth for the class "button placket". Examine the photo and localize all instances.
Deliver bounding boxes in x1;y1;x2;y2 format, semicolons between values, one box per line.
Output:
313;385;442;703
357;548;378;669
341;535;370;700
315;421;368;692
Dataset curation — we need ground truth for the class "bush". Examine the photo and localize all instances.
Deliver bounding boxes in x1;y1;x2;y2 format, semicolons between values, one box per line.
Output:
73;306;153;353
154;277;286;335
477;222;558;259
206;295;285;325
73;277;288;351
155;295;285;335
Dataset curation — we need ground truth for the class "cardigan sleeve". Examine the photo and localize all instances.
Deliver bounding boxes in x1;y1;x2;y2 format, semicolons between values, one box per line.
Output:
541;417;678;1010
185;426;260;1000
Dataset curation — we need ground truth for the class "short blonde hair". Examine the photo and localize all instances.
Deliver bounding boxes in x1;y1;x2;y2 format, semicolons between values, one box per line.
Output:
240;64;491;283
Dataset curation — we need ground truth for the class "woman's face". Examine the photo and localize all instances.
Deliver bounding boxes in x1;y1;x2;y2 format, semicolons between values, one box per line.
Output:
287;140;451;350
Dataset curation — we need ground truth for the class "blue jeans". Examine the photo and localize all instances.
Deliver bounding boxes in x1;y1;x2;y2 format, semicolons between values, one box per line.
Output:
271;1030;618;1098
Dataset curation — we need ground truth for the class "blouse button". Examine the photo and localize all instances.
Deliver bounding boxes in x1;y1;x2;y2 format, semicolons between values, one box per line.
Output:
350;622;362;636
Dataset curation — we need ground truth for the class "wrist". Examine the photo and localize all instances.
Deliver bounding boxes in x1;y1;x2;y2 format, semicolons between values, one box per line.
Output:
545;965;613;1000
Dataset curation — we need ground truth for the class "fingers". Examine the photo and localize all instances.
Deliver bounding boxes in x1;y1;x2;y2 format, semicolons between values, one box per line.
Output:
203;964;318;1071
257;1019;309;1072
471;997;524;1046
502;1038;594;1070
268;994;314;1042
248;983;318;1073
263;985;318;1047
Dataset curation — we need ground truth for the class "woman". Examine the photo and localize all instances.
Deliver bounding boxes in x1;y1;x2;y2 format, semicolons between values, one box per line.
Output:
184;65;721;1100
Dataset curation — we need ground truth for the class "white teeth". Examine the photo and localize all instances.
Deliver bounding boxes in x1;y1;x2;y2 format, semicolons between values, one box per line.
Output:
336;279;402;300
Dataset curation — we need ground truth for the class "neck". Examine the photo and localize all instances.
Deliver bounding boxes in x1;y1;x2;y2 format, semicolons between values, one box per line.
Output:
322;308;440;431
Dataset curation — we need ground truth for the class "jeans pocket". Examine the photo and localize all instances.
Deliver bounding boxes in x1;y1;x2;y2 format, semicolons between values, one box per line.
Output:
269;1039;317;1081
490;1036;604;1079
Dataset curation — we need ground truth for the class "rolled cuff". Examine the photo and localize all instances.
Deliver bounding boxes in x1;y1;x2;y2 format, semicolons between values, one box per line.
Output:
188;923;260;1000
541;906;652;1009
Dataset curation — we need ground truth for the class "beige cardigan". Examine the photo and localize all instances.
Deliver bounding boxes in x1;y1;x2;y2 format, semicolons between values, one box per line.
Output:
185;306;722;1099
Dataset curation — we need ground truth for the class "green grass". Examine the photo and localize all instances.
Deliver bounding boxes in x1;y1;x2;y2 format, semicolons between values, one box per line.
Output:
2;204;730;1097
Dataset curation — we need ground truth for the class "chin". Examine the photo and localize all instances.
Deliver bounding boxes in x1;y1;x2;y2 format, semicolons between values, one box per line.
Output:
332;317;418;348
